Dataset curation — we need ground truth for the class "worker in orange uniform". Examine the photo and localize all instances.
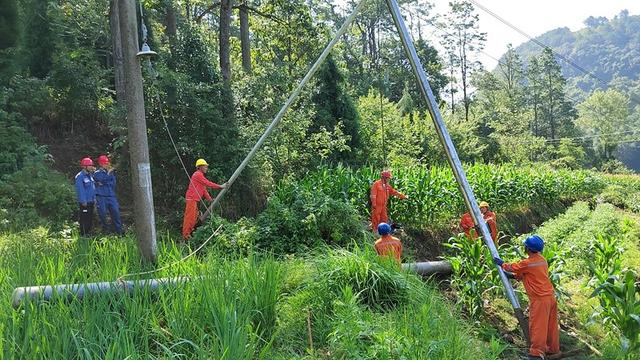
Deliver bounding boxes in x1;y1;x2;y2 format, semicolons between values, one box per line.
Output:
181;159;226;240
493;235;560;359
374;223;402;265
459;201;498;243
370;170;407;233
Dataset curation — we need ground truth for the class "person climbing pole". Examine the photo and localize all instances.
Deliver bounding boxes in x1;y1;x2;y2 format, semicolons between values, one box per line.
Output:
459;201;498;243
75;157;96;236
370;170;407;233
182;159;226;240
94;155;124;235
374;222;403;265
493;235;560;360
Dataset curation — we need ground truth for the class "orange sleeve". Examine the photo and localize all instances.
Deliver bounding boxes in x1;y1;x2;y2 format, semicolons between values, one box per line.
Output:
502;258;530;278
194;171;222;190
387;185;405;199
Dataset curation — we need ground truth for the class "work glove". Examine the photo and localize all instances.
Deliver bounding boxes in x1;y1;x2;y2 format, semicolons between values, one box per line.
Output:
493;257;504;266
220;182;227;189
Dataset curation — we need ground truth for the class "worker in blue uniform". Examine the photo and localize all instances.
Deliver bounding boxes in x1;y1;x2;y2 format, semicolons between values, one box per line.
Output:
75;157;96;236
94;155;123;235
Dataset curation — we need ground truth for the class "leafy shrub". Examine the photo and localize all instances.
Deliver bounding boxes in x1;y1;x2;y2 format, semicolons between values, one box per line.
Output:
191;214;257;255
600;159;633;175
256;185;368;254
0;163;74;230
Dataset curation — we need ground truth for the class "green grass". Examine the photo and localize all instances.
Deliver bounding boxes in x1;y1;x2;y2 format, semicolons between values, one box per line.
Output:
0;227;505;359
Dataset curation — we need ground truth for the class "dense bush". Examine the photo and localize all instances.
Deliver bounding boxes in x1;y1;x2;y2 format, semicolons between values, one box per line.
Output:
255;185;369;254
0;163;75;230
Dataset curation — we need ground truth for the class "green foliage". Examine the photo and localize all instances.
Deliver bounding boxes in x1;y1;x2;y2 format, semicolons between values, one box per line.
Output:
590;270;640;358
0;163;75;230
256;184;368;254
512;11;640;94
316;248;411;310
444;234;497;318
311;55;361;163
577;89;636;161
587;235;623;285
286;164;604;229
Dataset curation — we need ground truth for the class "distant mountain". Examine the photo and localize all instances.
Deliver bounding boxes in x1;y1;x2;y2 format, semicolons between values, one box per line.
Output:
506;10;640;98
503;10;640;172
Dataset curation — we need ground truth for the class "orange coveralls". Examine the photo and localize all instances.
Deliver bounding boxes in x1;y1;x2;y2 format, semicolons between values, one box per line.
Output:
502;253;560;357
459;211;498;242
182;170;222;239
374;234;403;264
370;179;406;231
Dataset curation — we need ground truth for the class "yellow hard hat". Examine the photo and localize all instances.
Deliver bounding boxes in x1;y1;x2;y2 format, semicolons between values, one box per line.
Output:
195;158;209;167
479;201;490;208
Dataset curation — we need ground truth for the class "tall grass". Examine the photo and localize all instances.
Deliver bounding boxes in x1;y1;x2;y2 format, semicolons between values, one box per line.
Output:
1;228;506;358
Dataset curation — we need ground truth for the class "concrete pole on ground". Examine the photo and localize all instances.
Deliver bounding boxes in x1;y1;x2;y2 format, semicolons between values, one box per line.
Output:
118;0;157;263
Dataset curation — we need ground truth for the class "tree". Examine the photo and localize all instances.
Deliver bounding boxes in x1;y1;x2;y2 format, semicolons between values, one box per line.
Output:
220;0;233;86
535;48;577;140
0;0;18;50
577;89;635;161
20;0;55;78
311;55;361;164
440;0;486;121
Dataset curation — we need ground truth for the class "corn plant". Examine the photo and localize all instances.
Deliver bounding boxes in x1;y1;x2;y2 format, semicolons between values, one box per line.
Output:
590;270;640;358
273;164;604;229
443;234;497;319
587;234;623;286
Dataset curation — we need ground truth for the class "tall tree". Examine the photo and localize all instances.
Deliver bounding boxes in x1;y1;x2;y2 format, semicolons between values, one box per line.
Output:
527;56;543;137
219;0;233;86
537;48;576;140
0;0;18;50
311;55;361;163
238;2;251;73
577;89;634;160
21;0;55;78
441;0;486;121
110;0;126;104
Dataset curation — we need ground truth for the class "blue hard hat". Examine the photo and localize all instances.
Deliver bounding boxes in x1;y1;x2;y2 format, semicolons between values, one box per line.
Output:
523;235;544;253
377;222;392;235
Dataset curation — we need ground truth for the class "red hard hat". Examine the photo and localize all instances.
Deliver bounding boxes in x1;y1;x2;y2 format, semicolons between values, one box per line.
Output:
381;170;392;179
97;155;110;165
80;157;94;166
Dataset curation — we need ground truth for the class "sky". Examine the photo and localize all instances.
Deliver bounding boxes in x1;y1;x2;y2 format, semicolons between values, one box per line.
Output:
336;0;640;68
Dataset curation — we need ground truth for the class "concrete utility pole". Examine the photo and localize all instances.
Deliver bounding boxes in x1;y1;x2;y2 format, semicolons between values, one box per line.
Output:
118;0;157;262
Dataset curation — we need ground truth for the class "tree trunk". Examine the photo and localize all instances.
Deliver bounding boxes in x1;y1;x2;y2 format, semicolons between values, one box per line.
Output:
165;0;177;48
219;0;232;86
239;4;251;74
110;0;126;105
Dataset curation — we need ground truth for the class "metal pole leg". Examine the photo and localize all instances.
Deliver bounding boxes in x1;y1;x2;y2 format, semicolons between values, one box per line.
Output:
384;0;529;341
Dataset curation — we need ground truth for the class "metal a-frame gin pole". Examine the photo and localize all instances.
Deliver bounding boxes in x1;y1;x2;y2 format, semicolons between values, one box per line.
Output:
384;0;529;341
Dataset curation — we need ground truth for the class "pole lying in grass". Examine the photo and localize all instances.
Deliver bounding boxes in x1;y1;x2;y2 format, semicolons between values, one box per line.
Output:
384;0;530;342
11;277;189;308
402;261;452;275
10;261;454;307
199;0;368;222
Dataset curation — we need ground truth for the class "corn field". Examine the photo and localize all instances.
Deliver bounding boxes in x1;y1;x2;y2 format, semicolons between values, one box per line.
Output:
272;164;604;228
